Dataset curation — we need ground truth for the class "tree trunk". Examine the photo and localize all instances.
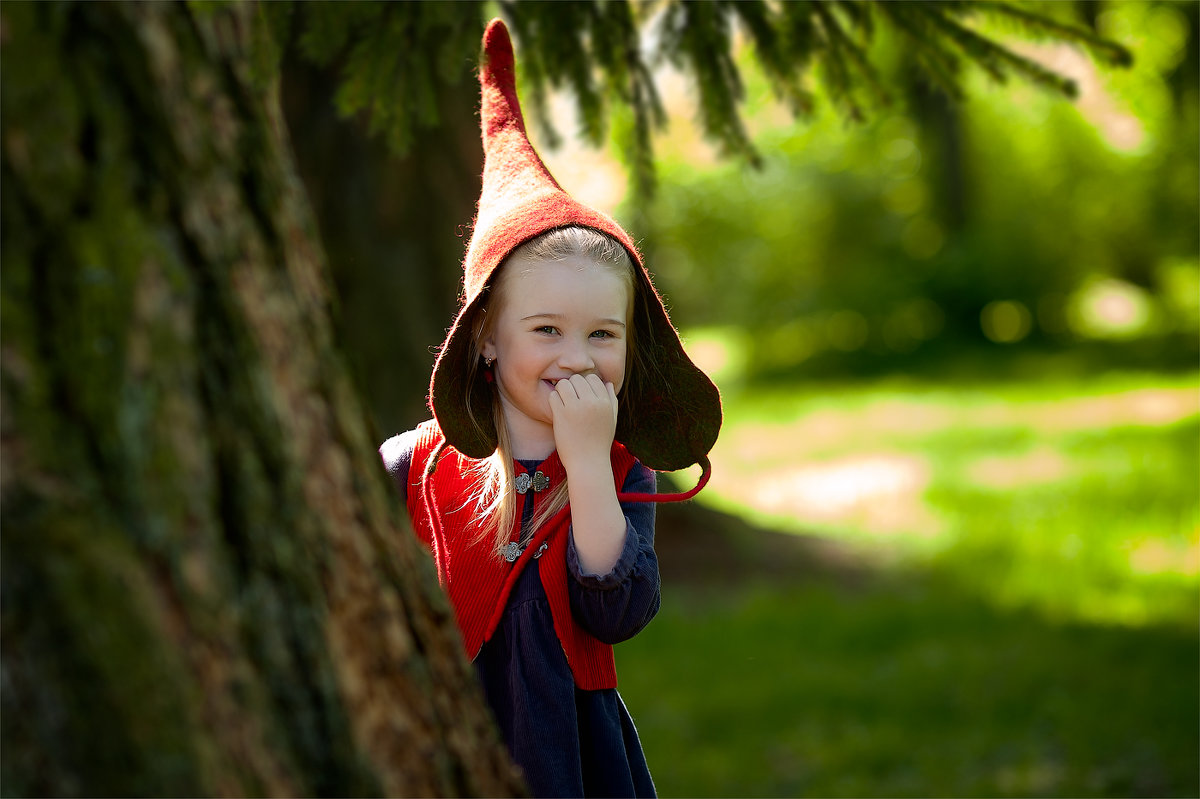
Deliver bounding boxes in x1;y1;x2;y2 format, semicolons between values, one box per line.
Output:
0;2;524;796
279;41;483;437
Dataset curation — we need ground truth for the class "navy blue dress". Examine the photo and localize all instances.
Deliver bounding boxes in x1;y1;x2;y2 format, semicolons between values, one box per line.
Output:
381;432;659;798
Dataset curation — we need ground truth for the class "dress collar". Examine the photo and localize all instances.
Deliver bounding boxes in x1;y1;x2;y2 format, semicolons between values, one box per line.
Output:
513;451;566;494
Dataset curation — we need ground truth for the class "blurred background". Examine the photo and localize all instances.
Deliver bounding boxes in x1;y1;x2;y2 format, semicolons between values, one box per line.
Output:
282;2;1198;796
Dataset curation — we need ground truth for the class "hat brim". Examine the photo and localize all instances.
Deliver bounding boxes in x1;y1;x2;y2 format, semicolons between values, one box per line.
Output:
430;261;721;473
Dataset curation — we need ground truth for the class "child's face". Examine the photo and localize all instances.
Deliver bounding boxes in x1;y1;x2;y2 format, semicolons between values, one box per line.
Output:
481;252;630;449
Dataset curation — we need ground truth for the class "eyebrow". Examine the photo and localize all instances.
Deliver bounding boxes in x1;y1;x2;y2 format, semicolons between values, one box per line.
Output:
522;313;626;328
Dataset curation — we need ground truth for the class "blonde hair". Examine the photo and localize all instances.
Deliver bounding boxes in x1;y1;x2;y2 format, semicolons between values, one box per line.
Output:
466;226;639;557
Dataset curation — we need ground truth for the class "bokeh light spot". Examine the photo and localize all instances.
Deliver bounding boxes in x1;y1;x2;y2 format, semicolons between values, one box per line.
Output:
1067;278;1155;339
981;300;1033;343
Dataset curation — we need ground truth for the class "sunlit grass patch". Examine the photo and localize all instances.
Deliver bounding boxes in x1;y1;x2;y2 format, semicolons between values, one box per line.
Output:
964;445;1073;488
746;452;940;537
929;418;1199;626
702;371;1199;625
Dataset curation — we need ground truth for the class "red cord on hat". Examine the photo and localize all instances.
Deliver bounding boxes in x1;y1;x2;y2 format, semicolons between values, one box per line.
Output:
618;456;712;504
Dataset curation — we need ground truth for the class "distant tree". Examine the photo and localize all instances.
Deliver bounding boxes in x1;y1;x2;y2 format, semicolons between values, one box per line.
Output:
1;1;1128;796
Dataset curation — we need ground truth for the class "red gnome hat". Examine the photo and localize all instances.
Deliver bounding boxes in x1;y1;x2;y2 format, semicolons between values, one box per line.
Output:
430;18;721;476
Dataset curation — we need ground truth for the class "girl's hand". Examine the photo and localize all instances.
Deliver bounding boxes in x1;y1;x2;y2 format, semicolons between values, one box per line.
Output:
551;373;626;575
549;373;618;473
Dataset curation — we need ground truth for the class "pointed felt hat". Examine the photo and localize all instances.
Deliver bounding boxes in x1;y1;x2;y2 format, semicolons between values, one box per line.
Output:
429;18;721;473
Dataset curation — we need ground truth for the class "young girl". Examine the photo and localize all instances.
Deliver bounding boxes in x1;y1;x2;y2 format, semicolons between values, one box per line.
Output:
381;19;721;799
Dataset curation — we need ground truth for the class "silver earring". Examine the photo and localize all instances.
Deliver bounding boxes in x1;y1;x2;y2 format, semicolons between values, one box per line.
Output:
485;357;494;368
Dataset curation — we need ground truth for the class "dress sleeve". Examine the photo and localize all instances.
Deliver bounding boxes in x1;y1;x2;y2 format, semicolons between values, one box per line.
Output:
566;462;661;645
379;430;420;509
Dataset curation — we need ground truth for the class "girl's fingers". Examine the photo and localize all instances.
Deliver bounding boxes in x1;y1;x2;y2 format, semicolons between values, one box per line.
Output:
553;378;573;399
573;374;600;397
556;374;608;400
584;373;605;396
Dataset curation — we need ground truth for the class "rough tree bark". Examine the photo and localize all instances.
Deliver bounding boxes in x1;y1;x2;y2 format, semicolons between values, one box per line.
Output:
1;2;525;796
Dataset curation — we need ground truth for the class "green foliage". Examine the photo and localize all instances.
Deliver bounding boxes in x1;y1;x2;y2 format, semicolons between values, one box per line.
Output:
271;0;1129;198
292;1;485;154
639;2;1193;379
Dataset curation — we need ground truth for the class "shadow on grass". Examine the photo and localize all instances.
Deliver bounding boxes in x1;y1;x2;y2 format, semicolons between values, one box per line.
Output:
654;480;875;591
640;498;1199;798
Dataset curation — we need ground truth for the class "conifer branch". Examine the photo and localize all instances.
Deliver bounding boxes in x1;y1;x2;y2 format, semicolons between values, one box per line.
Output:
875;3;968;100
279;0;1132;195
777;1;821;115
971;1;1133;67
559;5;605;147
835;0;875;41
732;0;815;117
815;2;890;117
781;0;819;66
661;1;761;166
618;4;665;199
812;2;864;121
501;9;562;150
729;0;786;85
916;5;1079;97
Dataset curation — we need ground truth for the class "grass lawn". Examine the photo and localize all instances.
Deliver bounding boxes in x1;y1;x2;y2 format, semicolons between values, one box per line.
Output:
618;370;1199;797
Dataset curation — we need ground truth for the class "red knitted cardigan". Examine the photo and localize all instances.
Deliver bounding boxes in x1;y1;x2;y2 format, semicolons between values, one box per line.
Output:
404;419;637;690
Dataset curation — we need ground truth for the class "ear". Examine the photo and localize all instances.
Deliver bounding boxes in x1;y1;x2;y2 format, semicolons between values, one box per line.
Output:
480;335;497;362
472;303;498;362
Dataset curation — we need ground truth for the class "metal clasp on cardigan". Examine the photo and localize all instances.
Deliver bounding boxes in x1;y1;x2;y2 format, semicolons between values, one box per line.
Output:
502;540;549;563
515;470;550;494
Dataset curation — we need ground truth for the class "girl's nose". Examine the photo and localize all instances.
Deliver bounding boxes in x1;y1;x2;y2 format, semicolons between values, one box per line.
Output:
558;338;595;373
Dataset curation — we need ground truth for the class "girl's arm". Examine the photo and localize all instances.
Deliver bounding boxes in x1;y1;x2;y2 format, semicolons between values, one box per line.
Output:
566;463;661;645
379;429;421;508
